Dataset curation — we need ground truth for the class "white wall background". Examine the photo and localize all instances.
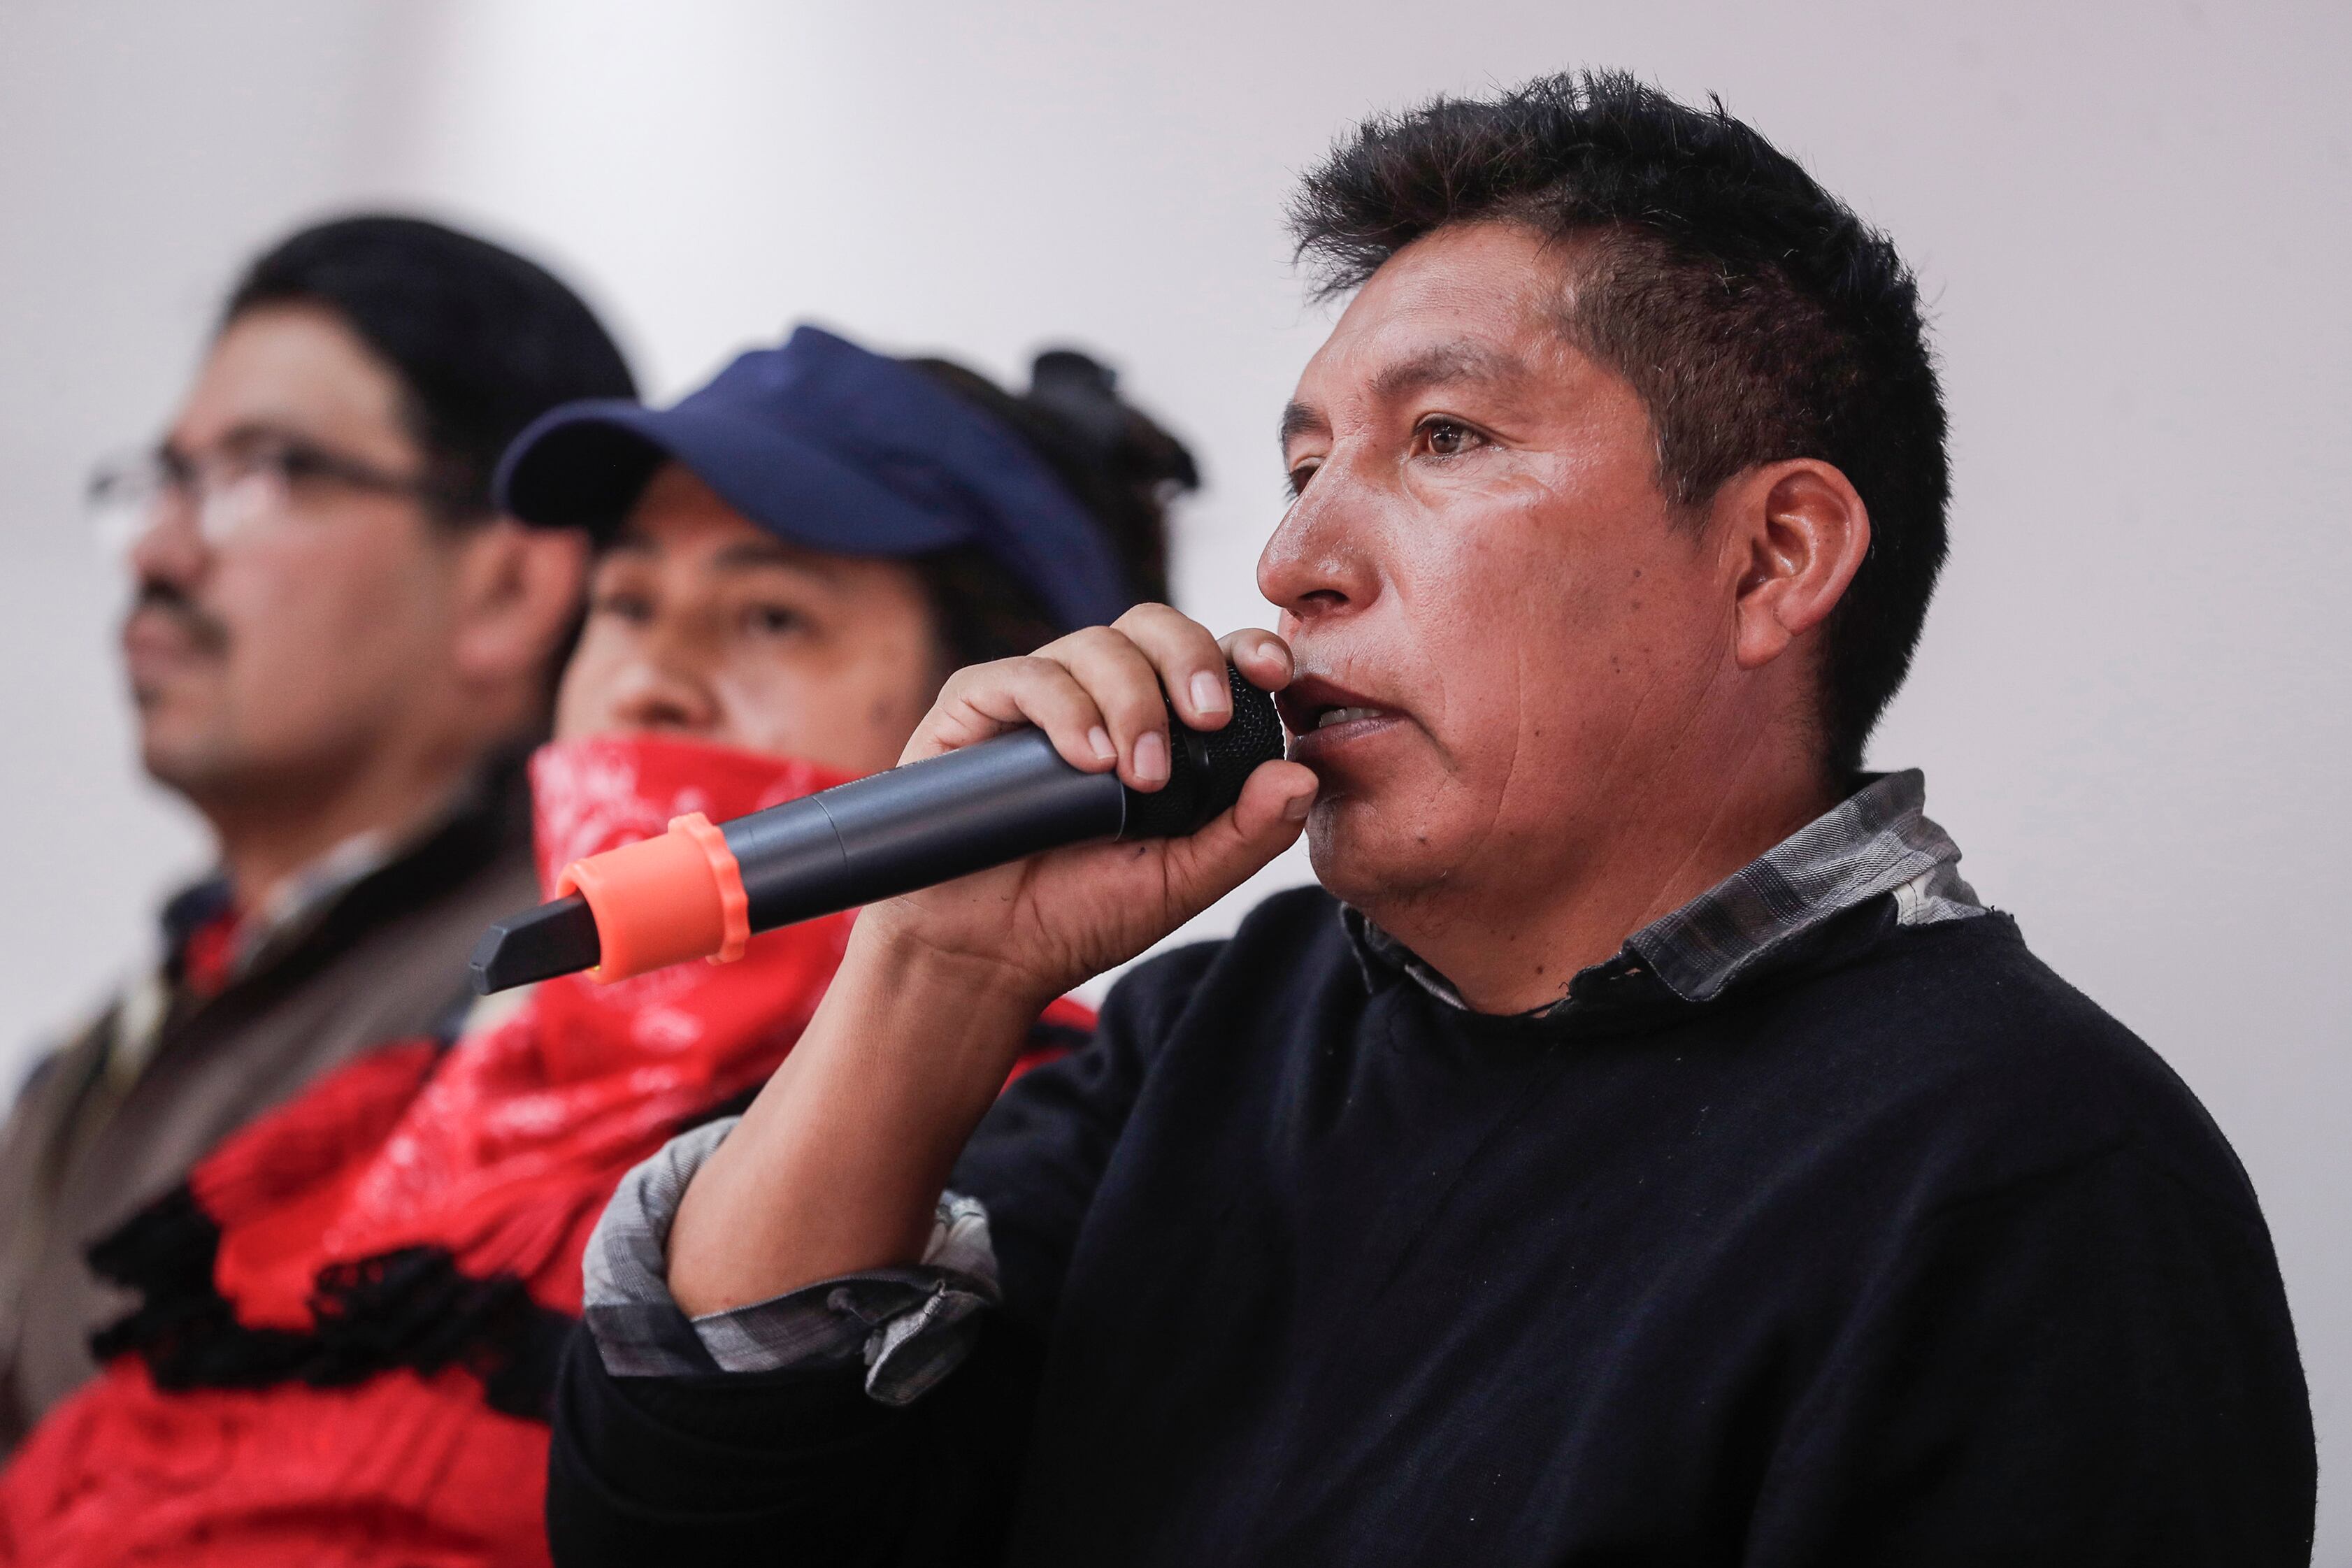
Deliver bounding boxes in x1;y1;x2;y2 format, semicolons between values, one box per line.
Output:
2;0;2345;1551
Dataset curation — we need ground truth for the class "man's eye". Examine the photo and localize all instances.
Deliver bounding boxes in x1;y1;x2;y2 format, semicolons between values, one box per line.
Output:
1418;418;1484;458
269;444;333;481
743;603;804;636
1286;462;1320;498
590;589;654;624
201;441;297;487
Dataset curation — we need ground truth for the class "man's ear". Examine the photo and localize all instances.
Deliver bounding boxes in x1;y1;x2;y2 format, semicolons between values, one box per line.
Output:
1716;459;1871;672
447;519;591;691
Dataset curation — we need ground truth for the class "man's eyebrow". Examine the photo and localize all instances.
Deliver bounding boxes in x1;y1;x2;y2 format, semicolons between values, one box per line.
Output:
1278;401;1328;452
596;531;838;576
1278;340;1529;453
161;419;315;462
711;536;840;579
1366;340;1525;405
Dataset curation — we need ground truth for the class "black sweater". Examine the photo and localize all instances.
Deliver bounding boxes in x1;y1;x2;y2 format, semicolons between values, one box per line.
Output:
547;888;2316;1565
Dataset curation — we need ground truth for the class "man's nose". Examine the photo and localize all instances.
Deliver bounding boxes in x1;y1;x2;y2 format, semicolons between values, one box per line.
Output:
1256;473;1378;624
125;500;211;590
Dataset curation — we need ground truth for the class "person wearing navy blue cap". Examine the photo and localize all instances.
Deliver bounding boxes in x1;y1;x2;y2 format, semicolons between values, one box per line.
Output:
501;326;1177;635
499;323;1194;777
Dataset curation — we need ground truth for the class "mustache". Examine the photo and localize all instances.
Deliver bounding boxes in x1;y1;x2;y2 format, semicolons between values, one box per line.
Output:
127;579;231;655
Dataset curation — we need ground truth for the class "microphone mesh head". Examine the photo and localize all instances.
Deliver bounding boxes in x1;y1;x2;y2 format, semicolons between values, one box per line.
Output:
1121;664;1288;839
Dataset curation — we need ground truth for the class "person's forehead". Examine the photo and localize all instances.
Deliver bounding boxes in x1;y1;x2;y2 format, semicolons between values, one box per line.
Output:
1290;224;1583;415
610;479;856;584
172;303;411;456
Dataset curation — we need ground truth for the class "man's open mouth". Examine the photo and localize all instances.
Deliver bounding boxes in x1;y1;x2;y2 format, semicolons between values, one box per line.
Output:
1276;677;1400;743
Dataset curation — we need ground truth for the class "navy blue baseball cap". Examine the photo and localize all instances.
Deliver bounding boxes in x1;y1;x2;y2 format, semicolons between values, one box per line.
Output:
493;324;1133;633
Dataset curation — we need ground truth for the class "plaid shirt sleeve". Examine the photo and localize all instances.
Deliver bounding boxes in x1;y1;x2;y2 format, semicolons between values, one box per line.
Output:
580;1116;1001;1408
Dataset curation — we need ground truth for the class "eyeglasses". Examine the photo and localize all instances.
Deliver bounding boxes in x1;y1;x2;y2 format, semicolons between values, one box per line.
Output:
86;432;468;559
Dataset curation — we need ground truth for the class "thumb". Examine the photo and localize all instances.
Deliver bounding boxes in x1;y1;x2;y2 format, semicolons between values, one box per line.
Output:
1155;760;1318;919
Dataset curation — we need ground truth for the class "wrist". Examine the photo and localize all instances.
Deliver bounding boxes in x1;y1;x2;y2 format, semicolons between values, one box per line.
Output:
848;903;1066;1021
811;918;1059;1095
669;913;1047;1313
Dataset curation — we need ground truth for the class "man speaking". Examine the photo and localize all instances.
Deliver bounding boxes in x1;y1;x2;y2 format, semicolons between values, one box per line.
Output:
546;73;2316;1564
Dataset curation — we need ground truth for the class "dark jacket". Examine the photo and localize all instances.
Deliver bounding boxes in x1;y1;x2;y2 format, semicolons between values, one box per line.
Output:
547;886;2316;1566
0;763;537;1450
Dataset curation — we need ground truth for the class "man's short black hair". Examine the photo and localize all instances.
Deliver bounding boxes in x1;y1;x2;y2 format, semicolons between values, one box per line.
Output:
1289;71;1949;777
227;214;638;520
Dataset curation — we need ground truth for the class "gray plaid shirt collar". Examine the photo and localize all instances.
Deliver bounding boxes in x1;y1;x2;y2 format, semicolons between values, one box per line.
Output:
1346;769;1983;1014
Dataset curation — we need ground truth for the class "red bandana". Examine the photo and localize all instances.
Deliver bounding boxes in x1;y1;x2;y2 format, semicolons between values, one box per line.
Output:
0;735;1082;1567
208;734;861;1329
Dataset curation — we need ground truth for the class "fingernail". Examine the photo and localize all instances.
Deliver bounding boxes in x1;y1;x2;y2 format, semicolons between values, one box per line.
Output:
1283;788;1314;822
1087;726;1116;763
1133;730;1169;784
1189;670;1228;717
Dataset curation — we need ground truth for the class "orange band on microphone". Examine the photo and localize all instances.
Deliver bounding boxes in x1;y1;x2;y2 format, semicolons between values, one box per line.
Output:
554;811;750;984
669;811;750;964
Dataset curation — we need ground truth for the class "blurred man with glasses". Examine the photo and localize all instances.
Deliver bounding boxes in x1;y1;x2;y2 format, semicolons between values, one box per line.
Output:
0;215;634;1449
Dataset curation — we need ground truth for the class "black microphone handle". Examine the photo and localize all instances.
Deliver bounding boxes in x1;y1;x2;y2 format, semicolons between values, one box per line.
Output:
720;660;1280;930
722;728;1128;930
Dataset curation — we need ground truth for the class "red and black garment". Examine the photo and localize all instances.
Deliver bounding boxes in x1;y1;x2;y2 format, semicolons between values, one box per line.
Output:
0;735;1085;1568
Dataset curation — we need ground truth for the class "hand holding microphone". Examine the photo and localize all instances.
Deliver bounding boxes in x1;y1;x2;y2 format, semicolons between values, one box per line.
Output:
858;614;1317;1007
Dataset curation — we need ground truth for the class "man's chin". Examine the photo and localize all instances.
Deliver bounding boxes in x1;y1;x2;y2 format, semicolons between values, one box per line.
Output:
136;719;238;799
1303;798;1459;914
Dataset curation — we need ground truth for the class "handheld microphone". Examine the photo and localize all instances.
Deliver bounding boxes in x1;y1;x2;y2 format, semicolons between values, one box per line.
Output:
469;664;1284;994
